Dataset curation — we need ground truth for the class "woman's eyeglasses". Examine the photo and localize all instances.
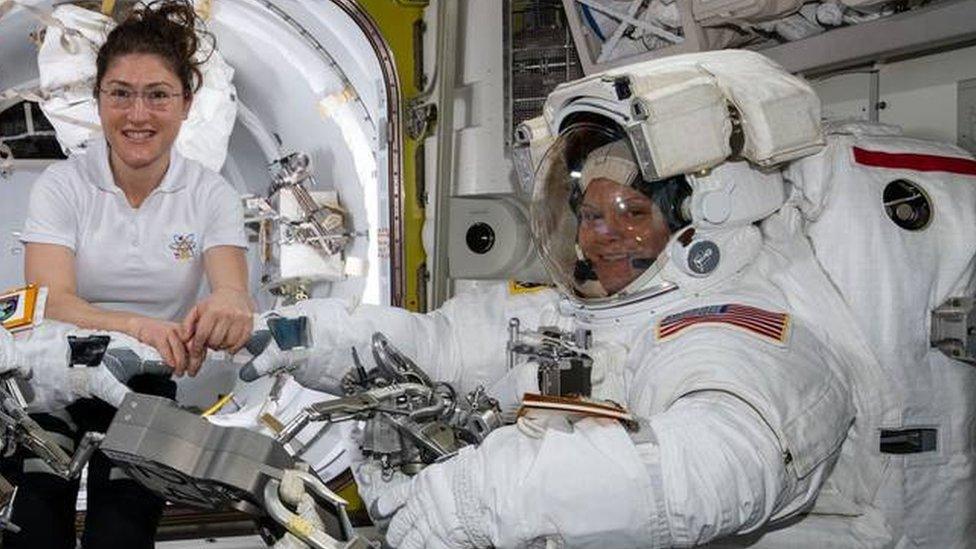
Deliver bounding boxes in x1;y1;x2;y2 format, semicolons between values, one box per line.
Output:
98;87;184;110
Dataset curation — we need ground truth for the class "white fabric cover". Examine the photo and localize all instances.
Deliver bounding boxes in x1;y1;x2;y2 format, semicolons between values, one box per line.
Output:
36;4;237;172
35;3;109;145
0;325;43;378
679;51;823;166
687;160;786;229
630;71;733;178
785;126;976;548
539;50;823;180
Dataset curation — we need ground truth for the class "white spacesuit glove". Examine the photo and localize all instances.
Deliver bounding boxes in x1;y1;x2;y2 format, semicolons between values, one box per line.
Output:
378;414;666;549
353;458;412;532
485;361;539;412
101;332;176;383
240;311;347;394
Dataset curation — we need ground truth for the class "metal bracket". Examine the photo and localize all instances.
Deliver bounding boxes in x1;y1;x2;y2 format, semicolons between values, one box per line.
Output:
269;152;350;256
507;319;594;397
263;472;368;549
0;393;73;477
931;296;976;364
405;99;437;140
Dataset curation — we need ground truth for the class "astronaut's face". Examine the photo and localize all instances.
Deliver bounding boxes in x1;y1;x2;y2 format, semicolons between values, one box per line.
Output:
576;178;671;294
97;53;191;178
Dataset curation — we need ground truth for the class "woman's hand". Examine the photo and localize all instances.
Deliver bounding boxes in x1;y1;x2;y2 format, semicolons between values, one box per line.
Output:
182;288;254;375
125;316;190;376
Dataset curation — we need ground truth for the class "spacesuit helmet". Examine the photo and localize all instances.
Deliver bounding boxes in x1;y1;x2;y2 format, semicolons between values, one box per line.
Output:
531;118;691;301
522;51;827;304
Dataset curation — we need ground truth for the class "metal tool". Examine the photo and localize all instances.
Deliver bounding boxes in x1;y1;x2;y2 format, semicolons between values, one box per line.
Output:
507;320;594;397
275;332;504;476
0;369;83;533
0;391;72;477
270;152;349;256
263;470;370;549
0;481;18;533
98;393;369;547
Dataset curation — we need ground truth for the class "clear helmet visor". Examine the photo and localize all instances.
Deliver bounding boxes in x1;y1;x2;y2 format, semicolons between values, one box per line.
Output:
530;123;673;301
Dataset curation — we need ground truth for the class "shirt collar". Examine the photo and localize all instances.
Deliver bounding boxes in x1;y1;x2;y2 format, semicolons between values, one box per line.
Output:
84;138;186;194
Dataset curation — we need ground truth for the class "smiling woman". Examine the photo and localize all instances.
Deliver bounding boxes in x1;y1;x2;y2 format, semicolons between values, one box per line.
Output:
93;0;201;208
532;123;692;302
9;1;253;548
96;53;193;207
576;177;671;295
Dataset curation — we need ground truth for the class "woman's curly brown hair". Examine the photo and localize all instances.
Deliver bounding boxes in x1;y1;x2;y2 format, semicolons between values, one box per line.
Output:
95;0;215;98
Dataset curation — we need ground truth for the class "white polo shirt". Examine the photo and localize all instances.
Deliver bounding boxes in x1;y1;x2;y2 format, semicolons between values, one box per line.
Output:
21;139;247;322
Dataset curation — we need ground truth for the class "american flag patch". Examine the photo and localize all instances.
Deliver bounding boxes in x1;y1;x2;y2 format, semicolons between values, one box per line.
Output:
656;304;791;344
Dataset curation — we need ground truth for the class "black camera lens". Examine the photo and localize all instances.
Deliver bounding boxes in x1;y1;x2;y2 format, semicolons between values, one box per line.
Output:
466;222;495;254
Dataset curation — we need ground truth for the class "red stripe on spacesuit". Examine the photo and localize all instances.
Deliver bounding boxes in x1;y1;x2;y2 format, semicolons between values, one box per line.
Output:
853;147;976;176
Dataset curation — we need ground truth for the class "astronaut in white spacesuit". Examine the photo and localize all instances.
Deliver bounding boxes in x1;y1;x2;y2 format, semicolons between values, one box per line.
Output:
242;50;904;549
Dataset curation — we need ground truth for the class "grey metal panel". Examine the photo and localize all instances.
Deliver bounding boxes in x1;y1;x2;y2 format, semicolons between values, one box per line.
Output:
959;78;976;154
762;0;976;76
101;393;296;513
429;0;460;309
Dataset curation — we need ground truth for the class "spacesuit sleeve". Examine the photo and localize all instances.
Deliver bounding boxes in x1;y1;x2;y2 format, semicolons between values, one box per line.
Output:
619;322;855;545
289;285;558;393
474;391;830;548
648;391;832;545
0;327;29;375
13;321;157;411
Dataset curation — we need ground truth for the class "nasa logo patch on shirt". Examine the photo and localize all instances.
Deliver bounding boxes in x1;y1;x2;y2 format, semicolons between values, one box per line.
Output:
656;303;791;345
169;233;198;261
